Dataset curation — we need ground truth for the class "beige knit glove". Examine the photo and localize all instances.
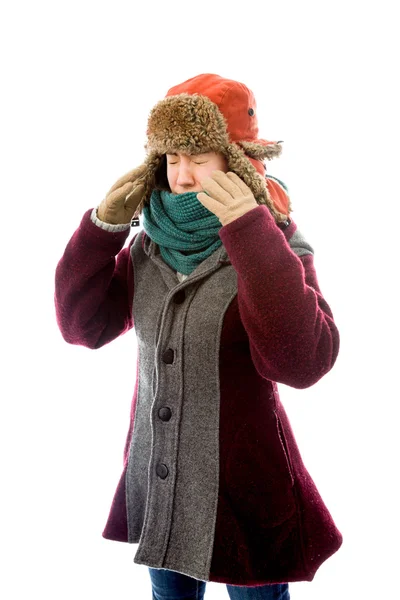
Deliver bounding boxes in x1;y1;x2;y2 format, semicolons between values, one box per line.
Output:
97;164;147;224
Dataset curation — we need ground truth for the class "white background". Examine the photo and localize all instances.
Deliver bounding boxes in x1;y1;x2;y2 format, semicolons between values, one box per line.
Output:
1;1;399;598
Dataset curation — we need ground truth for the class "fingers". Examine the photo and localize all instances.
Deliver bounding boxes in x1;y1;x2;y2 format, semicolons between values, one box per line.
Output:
125;183;145;213
99;169;146;223
201;170;250;202
225;171;252;195
211;171;244;198
107;171;136;195
200;174;233;204
107;164;147;195
106;181;134;207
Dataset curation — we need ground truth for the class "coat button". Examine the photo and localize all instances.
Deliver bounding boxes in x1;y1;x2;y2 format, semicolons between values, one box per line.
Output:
156;463;169;479
248;108;255;116
162;348;174;364
158;407;172;421
173;289;186;304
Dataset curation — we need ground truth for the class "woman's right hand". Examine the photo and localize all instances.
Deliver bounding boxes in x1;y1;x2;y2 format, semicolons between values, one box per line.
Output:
97;164;147;224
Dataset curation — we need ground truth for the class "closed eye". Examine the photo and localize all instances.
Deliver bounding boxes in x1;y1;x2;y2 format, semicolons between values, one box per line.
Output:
167;161;207;165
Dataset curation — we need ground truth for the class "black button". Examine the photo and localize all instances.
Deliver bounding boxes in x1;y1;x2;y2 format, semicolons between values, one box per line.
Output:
156;463;169;479
248;108;255;116
158;407;172;421
173;290;186;304
162;348;174;364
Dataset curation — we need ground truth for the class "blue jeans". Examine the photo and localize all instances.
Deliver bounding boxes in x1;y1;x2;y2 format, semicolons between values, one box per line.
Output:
148;568;290;599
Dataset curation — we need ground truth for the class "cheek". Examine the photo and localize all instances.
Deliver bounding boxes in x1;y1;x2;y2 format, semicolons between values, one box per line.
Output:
204;157;229;175
200;165;218;179
166;166;175;185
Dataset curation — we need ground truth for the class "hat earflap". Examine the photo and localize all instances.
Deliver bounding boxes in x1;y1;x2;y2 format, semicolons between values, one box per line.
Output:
224;143;288;224
133;152;164;216
237;140;283;161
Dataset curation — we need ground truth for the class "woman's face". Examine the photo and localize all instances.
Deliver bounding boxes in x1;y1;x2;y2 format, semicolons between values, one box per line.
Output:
166;151;229;194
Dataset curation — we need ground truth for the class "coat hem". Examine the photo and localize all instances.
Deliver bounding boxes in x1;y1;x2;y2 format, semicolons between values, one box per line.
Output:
101;531;140;543
133;556;318;586
133;557;209;583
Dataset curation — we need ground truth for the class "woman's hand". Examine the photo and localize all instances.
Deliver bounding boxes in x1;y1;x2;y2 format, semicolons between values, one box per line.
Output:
197;171;258;226
97;164;147;224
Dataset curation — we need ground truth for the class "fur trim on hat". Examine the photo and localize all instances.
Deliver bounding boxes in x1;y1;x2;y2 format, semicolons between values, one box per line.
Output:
237;140;283;161
146;93;230;155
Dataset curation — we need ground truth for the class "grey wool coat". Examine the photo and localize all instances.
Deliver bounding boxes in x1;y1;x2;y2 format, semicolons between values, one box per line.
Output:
54;202;343;587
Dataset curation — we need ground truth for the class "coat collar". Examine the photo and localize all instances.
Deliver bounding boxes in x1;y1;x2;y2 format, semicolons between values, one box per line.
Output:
141;231;231;289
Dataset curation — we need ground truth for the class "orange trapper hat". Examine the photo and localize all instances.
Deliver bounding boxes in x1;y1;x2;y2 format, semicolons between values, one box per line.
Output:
136;74;292;223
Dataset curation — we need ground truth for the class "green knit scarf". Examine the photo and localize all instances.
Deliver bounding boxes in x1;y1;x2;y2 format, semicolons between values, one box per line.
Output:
141;189;223;275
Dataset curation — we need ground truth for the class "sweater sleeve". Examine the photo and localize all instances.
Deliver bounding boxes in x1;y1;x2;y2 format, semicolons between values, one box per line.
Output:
54;208;138;349
219;205;340;389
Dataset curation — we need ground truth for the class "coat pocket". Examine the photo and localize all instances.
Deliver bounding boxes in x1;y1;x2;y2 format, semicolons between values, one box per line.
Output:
224;413;297;528
275;411;295;487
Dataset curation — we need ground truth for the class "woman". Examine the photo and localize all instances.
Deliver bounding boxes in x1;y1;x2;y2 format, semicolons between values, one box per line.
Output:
54;73;342;599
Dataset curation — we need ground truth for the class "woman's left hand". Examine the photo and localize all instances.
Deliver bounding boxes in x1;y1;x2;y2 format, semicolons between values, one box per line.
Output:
197;171;259;226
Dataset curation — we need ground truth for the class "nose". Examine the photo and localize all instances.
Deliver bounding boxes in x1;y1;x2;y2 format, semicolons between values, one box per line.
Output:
176;161;195;187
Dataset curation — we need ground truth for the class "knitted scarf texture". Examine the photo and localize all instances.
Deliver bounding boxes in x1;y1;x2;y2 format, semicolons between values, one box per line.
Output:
142;189;223;275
